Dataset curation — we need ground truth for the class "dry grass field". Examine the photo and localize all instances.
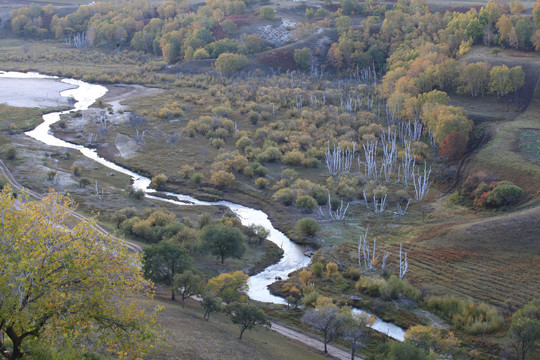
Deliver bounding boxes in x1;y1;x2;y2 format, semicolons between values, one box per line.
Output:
145;289;331;360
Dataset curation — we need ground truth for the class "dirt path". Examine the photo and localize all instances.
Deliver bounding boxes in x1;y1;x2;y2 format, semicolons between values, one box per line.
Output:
0;159;142;253
270;322;356;360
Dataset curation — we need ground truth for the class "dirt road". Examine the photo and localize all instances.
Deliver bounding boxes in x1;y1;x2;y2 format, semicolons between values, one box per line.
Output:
270;322;357;360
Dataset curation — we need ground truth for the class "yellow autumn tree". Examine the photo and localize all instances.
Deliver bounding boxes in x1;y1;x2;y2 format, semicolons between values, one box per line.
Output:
0;186;158;359
207;271;248;304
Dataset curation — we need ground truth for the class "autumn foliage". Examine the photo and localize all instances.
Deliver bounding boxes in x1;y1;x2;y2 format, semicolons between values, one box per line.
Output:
439;131;468;160
0;186;158;359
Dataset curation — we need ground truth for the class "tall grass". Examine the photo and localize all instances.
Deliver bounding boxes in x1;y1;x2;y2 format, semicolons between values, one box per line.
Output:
426;295;505;334
355;275;420;301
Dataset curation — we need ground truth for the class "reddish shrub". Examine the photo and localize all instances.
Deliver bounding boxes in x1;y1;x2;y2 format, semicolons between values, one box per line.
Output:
258;49;295;70
225;15;252;27
213;24;225;40
439;131;467;160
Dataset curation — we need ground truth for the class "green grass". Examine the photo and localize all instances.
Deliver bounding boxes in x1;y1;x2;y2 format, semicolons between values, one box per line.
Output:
474;86;540;195
518;129;540;164
0;104;66;132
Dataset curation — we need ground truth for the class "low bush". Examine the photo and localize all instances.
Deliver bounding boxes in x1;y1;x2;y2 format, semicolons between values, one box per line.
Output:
296;195;317;213
296;218;320;237
343;268;361;281
272;188;296;205
254;177;269;189
381;275;420;301
486;183;523;207
356;275;420;301
311;262;324;277
282;150;305;166
426;295;504;334
356;276;385;297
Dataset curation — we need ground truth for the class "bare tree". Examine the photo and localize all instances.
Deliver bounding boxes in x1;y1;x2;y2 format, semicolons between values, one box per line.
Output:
128;113;148;144
362;189;369;209
380;127;398;181
301;305;345;354
327;193;349;221
395;199;411;217
326;142;355;176
342;312;375;360
373;194;387;214
381;252;390;272
399;243;408;280
401;140;415;187
412;162;431;201
360;140;378;180
358;226;377;272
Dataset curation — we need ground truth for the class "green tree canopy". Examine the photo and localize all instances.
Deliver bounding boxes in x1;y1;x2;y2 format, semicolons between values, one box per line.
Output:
294;47;312;70
509;300;540;360
172;270;205;308
259;6;275;19
199;223;246;264
215;53;248;75
143;241;193;300
226;302;270;339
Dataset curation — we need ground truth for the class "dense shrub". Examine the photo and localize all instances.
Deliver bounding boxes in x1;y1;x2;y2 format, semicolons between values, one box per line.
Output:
301;290;319;308
236;136;252;152
282;150;305;165
250;162;268;177
210;170;235;188
356;276;386;297
259;147;282;162
296;218;320;237
151;173;168;189
356;275;420;300
254;177;268;189
486;183;523;207
311;262;324;277
326;262;338;277
381;275;420;301
215;53;248;75
191;172;203;184
454;172;523;208
79;178;91;188
272;188;296;205
426;295;504;334
260;6;275;19
211;138;225;148
296;195;317;213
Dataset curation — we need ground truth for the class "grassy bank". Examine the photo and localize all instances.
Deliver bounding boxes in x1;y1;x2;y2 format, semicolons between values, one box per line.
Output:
147;290;330;360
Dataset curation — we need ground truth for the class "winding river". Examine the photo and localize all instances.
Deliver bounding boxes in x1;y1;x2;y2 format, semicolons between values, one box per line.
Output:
0;71;405;341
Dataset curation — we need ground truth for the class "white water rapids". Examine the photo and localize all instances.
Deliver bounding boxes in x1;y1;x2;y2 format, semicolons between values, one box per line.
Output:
0;71;405;341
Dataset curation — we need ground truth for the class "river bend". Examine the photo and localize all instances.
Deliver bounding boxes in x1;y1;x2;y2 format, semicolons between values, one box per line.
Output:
0;71;405;341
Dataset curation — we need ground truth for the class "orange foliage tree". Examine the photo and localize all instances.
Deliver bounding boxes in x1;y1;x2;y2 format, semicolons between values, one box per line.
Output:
439;131;468;160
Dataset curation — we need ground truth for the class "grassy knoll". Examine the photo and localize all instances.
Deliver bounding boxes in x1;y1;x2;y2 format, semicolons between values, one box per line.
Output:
147;291;330;360
472;83;540;195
